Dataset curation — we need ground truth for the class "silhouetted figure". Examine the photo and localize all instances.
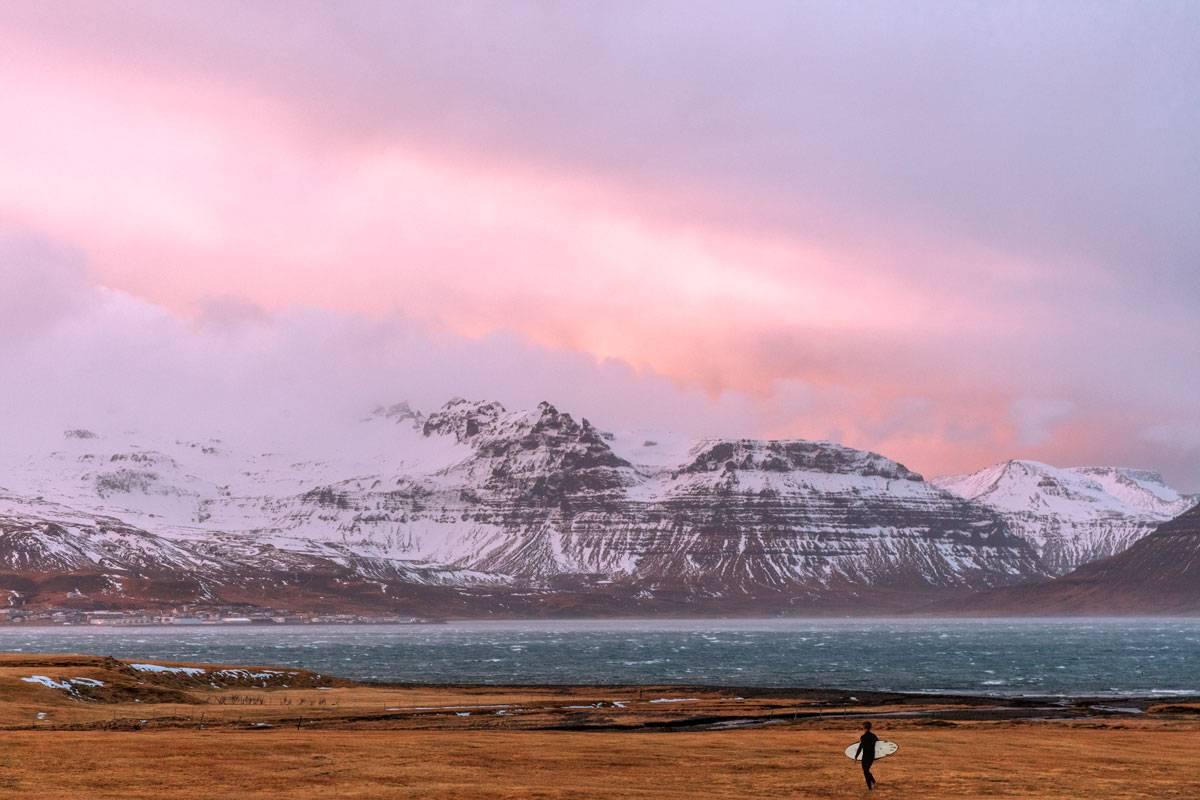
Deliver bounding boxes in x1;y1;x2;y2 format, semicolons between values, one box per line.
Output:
854;721;879;790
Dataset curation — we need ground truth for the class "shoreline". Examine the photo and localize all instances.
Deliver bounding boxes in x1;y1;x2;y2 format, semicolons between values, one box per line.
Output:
4;612;1200;627
3;653;1198;728
4;619;1199;699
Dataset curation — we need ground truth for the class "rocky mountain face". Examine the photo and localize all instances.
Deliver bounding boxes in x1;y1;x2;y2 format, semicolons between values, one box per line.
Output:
935;460;1195;575
0;399;1057;615
947;504;1200;614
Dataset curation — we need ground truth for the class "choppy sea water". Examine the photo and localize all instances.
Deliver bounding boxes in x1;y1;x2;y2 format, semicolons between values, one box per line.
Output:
3;618;1198;697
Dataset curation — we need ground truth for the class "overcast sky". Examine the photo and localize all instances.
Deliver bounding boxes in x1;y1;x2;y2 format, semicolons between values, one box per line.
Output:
1;1;1197;486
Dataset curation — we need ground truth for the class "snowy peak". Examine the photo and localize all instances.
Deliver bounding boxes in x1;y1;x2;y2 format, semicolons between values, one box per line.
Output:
935;459;1197;574
424;399;637;498
678;439;922;481
1071;467;1192;515
937;459;1192;518
423;399;615;452
367;401;425;429
421;398;507;442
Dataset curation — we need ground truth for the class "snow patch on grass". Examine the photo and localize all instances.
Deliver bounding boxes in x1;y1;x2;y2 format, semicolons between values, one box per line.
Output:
129;663;206;676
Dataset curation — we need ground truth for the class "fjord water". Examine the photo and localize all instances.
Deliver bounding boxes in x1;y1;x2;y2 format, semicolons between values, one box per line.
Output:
4;618;1197;697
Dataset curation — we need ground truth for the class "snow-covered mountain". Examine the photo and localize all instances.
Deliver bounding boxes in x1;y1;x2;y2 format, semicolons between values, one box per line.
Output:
0;491;221;579
934;460;1196;575
0;399;1054;613
26;401;1196;615
947;504;1200;615
0;489;505;613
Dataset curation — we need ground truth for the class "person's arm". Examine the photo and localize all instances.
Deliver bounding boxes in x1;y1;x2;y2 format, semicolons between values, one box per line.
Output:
854;739;863;759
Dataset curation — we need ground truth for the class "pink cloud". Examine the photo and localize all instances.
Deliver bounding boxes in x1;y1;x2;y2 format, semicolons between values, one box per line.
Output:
0;5;1197;488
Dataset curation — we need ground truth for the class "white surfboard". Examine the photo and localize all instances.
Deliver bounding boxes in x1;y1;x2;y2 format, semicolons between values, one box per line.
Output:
844;740;899;761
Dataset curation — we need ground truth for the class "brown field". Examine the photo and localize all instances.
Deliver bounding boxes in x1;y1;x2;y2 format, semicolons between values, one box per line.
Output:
1;654;1197;799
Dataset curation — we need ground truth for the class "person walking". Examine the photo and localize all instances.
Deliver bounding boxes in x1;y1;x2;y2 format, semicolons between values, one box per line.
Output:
854;721;879;790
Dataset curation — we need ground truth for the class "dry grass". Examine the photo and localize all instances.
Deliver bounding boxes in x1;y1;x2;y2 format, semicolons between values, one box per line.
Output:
0;654;924;731
1;653;1197;798
0;726;1197;799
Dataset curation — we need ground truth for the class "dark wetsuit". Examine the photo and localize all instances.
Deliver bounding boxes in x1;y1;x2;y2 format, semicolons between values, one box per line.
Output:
856;731;879;789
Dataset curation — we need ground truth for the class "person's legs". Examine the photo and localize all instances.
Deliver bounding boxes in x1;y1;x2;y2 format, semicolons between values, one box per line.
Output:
862;759;875;789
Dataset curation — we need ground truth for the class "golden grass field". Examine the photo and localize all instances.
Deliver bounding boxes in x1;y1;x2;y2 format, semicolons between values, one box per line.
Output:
1;654;1197;799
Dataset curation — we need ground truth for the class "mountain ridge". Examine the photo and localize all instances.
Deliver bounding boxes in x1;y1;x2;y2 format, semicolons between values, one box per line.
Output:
934;459;1195;574
0;398;1057;614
